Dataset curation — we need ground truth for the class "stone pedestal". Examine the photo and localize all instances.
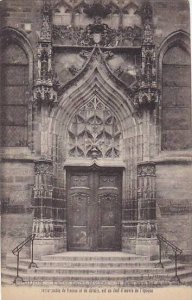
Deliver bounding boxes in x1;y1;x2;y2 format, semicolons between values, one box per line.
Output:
136;162;158;259
32;159;67;257
136;238;159;259
33;238;66;259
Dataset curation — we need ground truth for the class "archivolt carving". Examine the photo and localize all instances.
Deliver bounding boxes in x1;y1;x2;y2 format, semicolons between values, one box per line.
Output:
68;97;121;159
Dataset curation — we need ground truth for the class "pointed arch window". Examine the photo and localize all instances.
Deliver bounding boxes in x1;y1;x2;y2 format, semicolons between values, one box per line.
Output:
1;42;29;146
161;42;191;150
68;97;121;159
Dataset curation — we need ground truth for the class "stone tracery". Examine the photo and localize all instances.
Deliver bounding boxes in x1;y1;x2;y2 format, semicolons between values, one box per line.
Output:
68;96;121;159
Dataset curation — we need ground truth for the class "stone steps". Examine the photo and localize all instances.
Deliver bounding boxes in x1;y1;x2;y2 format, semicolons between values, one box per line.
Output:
180;276;192;286
2;252;192;287
1;270;172;287
5;264;167;275
40;252;149;262
3;268;191;279
6;258;171;268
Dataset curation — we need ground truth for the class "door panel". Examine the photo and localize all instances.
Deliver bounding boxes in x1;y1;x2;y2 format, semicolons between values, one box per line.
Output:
68;192;90;250
67;168;122;251
101;227;117;249
70;192;88;226
97;174;121;250
100;194;117;226
68;173;91;250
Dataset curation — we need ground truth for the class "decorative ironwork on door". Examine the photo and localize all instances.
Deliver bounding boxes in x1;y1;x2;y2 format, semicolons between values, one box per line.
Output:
68;97;121;159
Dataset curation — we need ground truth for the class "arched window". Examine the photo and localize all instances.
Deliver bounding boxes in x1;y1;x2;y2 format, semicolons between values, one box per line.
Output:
1;42;29;146
161;41;191;150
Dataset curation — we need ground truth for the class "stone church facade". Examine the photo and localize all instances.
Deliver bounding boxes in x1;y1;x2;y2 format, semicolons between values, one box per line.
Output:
0;0;191;263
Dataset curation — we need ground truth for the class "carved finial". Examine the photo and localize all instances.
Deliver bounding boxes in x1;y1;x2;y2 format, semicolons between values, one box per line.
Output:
141;1;154;45
143;24;154;45
141;1;153;25
134;1;159;112
40;0;52;42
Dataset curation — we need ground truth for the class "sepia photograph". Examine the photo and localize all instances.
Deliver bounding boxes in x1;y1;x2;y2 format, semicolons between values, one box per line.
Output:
0;0;191;299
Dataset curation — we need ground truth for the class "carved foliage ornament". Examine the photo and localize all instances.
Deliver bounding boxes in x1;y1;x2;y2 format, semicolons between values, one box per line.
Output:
52;23;142;47
40;0;52;41
143;24;154;45
98;193;118;204
70;192;90;206
47;0;154;47
33;84;57;105
34;160;53;175
134;47;159;109
134;1;159;110
137;164;156;177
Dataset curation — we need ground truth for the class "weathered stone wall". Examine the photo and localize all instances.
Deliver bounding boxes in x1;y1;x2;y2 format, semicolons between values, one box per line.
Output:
0;0;39;262
1;0;40;45
0;161;34;265
152;0;190;46
156;162;192;255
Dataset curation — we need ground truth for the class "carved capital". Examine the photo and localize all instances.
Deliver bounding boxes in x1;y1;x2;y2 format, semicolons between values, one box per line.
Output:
137;163;156;177
34;159;53;175
33;83;57;106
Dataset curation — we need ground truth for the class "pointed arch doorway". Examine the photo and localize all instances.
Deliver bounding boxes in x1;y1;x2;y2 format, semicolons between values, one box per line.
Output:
65;96;124;251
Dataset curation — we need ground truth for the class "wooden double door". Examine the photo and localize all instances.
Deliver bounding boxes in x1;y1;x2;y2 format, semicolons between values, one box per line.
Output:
67;168;122;251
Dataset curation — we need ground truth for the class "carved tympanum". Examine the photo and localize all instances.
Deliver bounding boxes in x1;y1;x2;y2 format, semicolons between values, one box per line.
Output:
68;97;121;159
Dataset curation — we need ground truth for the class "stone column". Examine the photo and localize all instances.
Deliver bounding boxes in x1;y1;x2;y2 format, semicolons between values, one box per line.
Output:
32;159;55;257
33;159;53;237
136;162;158;258
133;1;159;259
32;0;63;257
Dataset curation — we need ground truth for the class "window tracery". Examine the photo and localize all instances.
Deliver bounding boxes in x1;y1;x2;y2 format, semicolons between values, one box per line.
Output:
68;97;121;159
